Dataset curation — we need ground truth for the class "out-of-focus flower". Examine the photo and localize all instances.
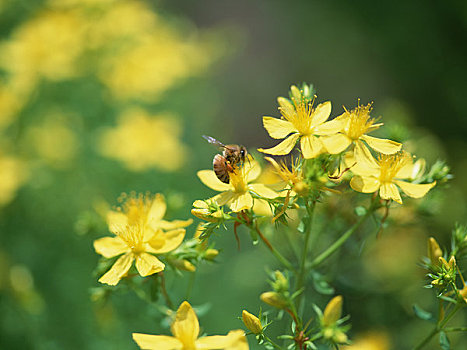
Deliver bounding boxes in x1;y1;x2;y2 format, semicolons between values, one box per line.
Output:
0;154;27;206
26;114;78;167
260;291;288;309
133;301;249;350
197;161;278;213
342;331;391;350
258;96;343;158
98;108;188;172
350;151;436;204
242;310;263;334
320;103;401;158
322;296;343;327
0;85;23;130
0;9;86;83
94;193;190;285
427;237;443;266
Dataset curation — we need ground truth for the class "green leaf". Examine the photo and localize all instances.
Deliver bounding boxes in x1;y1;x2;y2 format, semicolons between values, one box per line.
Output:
355;206;367;216
311;271;335;295
413;304;433;321
439;331;450;350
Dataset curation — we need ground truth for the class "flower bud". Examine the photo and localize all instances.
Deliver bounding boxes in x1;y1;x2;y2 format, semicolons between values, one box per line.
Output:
172;259;196;272
323;296;343;326
427;237;442;266
274;270;289;291
242;310;262;334
204;249;219;260
260;292;288;309
439;256;456;270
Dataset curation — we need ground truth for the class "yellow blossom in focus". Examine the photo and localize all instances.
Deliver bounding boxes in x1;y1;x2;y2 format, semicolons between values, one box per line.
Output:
350;151;436;204
197;160;279;214
320;103;401;159
98;108;187;172
258;95;343;158
133;301;249;350
94;193;191;285
0;154;27;206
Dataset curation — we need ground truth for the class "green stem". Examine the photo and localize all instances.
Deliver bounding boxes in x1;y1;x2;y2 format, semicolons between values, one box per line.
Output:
444;327;467;333
264;334;283;350
412;304;462;350
295;200;316;307
256;225;295;272
309;208;373;269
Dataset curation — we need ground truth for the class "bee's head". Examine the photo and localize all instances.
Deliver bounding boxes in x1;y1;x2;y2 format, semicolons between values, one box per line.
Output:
240;146;247;161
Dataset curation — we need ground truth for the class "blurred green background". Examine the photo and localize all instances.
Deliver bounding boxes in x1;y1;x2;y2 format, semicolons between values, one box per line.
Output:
0;0;466;349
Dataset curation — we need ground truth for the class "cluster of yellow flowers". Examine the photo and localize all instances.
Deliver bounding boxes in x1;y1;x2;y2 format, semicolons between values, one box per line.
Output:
195;85;436;220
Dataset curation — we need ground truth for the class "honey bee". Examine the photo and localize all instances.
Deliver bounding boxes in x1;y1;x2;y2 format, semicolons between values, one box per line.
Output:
203;135;248;184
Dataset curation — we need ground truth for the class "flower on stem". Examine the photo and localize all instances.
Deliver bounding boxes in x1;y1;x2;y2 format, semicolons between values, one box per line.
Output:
320;103;401;158
265;156;308;196
350;151;436;204
94;193;191;285
320;296;349;345
242;310;263;335
427;237;443;267
197;160;279;214
258;93;343;159
260;291;288;309
133;301;248;350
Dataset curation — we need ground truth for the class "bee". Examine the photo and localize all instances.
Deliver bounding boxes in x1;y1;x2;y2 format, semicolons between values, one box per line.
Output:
203;135;248;184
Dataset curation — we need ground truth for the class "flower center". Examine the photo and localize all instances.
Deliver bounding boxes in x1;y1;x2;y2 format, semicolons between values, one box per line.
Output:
344;104;377;140
229;167;249;193
280;99;315;135
119;192;153;226
378;152;410;183
117;224;145;253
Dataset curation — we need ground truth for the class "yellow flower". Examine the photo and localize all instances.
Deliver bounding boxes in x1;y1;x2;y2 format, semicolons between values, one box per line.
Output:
258;96;343;158
94;193;191;285
242;310;262;334
350;151;436;204
322;296;343;327
133;301;249;350
197;160;279;214
320;103;401;157
98;108;188;172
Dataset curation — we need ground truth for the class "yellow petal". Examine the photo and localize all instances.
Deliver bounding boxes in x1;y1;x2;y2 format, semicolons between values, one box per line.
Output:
395;180;436;199
300;135;323;159
350;176;380;193
229;192;253;212
314;117;345;136
98;253;134;286
147;228;186;254
361;135;401;154
107;210;128;230
310;101;332;127
135;253;165;277
154;219;193;231
257;133;300;156
212;191;235;206
248;183;279;199
380;182;402;204
354;141;380;173
93;236;129;258
277;97;294;117
197;170;232;192
132;334;182;350
262;117;297;139
243;160;262;182
252;198;273;216
396;157;425;179
148;193;167;222
196;330;248;350
320;134;352;154
171;301;199;346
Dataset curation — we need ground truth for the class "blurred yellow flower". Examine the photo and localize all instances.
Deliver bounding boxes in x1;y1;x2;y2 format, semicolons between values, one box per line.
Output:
0;85;23;130
133;301;249;350
320;103;401;157
258;97;343;158
94;193;191;285
350;151;436;204
342;331;390;350
0;154;27;206
197;161;279;213
322;296;343;327
98;108;188;172
26;114;78;167
0;9;86;82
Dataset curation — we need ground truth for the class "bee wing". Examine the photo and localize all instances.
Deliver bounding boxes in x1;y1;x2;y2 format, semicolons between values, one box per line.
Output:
202;135;227;150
